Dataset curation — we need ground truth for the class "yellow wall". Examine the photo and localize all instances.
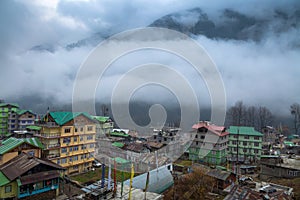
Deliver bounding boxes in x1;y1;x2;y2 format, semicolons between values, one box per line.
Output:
44;124;96;175
0;181;17;199
0;152;18;165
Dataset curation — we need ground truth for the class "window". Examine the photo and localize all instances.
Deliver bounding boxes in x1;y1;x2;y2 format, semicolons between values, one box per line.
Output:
87;135;93;140
243;141;247;146
195;134;198;138
82;145;86;150
254;136;260;140
61;158;67;164
254;149;259;153
87;126;93;131
63;137;71;144
164;138;167;141
64;128;71;133
57;159;60;164
154;135;157;139
254;142;259;147
89;144;94;148
80;136;84;141
243;148;247;153
28;151;34;156
73;165;78;170
73;146;79;151
73;137;77;142
200;135;205;139
69;157;72;162
69;147;73;152
61;148;67;153
196;141;198;145
80;127;84;132
5;185;12;193
234;135;238;138
75;128;78;132
244;135;249;139
232;141;237;145
73;155;78;161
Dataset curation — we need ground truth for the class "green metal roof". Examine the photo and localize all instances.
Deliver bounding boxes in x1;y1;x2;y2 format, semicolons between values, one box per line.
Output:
284;141;294;146
228;126;263;136
16;109;35;115
0;171;10;186
110;131;129;137
112;157;130;164
92;116;110;123
49;112;94;126
26;125;41;131
0;103;19;108
112;142;124;148
0;137;44;154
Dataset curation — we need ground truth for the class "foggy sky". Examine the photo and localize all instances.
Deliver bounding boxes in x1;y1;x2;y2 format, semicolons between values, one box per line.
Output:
1;0;300;117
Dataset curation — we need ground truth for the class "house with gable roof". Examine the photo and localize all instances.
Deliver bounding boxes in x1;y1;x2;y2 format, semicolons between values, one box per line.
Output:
188;121;229;165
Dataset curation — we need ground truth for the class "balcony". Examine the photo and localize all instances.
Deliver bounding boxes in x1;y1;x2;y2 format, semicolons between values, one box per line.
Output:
19;184;58;198
44;143;61;150
46;154;60;159
35;133;61;138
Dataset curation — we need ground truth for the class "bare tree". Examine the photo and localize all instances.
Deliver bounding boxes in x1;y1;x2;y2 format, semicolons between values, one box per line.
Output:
290;103;300;135
227;101;247;126
246;106;257;127
257;106;273;130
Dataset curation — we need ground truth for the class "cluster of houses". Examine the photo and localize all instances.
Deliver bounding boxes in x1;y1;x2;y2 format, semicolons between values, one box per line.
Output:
0;102;299;199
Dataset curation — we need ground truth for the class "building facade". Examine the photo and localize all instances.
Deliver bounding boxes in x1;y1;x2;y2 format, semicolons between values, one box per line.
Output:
227;126;263;164
0;103;36;138
0;103;19;137
188;121;229;165
36;112;96;175
92;116;114;139
0;153;64;199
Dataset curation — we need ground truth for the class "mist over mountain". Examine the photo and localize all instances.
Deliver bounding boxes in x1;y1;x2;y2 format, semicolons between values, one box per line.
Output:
29;7;300;52
150;7;300;42
1;1;299;130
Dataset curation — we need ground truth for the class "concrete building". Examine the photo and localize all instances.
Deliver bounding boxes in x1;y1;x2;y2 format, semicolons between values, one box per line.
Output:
261;126;280;145
260;155;300;179
92;116;114;139
188;121;229;165
0;103;36;138
36;112;96;175
0;103;19;137
227;126;263;164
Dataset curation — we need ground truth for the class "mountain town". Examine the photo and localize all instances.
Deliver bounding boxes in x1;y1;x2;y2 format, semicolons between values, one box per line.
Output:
0;100;299;199
1;1;300;200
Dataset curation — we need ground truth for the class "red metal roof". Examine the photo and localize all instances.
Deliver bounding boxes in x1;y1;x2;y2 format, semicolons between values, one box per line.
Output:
192;121;228;136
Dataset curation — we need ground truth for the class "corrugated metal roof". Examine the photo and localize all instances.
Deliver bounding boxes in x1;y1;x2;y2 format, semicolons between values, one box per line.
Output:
0;137;44;154
26;125;41;131
112;142;124;148
92;116;110;123
0;103;19;108
0;153;64;181
206;169;232;181
49;111;94;126
228;126;263;136
0;171;10;186
124;165;174;194
16;109;35;115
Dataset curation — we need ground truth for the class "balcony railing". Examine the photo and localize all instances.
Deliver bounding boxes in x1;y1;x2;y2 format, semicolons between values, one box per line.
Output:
34;133;61;138
44;143;61;149
46;154;60;159
19;184;58;198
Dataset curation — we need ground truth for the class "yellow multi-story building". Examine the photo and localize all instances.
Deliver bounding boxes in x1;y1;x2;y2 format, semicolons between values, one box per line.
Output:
36;112;96;175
